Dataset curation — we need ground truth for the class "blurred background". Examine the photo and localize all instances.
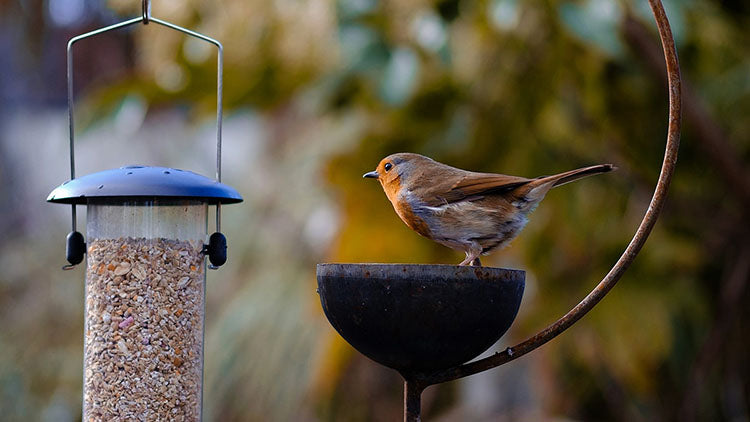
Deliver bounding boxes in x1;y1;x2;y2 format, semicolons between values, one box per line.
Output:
1;0;748;420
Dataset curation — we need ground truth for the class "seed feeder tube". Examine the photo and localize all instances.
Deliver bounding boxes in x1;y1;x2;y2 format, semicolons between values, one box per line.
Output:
47;3;242;420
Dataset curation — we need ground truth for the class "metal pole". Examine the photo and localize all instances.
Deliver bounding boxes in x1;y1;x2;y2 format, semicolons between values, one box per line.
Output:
404;380;424;422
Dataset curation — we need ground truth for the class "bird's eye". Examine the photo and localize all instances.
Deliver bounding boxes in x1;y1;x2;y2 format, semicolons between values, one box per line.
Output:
384;163;393;172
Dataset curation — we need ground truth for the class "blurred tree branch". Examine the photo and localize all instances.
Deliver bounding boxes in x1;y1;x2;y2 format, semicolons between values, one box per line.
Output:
622;13;750;211
680;246;750;421
623;14;750;420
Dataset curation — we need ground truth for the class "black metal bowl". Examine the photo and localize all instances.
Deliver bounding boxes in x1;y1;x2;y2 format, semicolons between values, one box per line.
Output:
316;263;525;374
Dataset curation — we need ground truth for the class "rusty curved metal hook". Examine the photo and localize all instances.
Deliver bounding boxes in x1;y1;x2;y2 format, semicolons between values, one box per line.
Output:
404;0;682;408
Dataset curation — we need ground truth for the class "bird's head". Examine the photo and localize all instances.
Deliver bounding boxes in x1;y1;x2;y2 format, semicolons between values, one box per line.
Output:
363;153;433;197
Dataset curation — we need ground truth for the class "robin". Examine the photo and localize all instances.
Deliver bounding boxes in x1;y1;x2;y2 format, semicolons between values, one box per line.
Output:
364;153;615;266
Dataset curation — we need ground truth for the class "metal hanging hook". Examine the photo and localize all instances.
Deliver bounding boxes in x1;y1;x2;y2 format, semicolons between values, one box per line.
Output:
64;5;226;268
67;15;224;188
142;0;150;24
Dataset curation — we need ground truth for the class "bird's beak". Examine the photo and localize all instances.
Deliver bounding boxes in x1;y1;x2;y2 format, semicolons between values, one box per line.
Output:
363;170;379;179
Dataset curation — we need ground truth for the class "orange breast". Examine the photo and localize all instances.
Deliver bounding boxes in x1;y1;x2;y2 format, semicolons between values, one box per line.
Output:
393;199;432;238
382;177;433;239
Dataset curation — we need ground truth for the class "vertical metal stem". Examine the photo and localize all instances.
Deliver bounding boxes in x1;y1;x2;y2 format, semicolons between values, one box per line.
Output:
67;40;75;182
67;28;76;232
216;203;222;232
66;17;142;234
215;45;223;233
142;0;151;24
146;17;225;232
146;17;224;186
404;380;423;422
216;45;223;184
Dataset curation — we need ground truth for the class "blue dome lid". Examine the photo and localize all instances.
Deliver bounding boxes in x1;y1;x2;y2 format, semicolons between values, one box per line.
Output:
47;166;243;204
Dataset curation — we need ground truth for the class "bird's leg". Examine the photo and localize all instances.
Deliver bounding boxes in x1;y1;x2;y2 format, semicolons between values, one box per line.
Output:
470;257;482;267
459;244;482;266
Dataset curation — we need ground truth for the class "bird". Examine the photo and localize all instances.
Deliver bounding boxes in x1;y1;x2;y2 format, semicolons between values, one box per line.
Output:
363;153;615;266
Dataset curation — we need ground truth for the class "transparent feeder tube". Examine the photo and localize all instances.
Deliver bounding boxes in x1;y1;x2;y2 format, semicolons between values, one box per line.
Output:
83;200;207;421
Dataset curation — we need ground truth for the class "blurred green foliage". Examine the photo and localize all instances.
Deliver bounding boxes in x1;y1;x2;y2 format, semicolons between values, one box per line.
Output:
1;0;749;420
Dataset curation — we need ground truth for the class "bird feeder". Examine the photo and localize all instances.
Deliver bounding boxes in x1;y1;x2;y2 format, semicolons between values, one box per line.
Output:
47;3;241;420
317;0;681;420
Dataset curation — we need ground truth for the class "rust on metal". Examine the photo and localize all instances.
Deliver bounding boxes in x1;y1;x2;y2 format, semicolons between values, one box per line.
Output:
316;264;525;374
404;379;425;422
415;0;682;388
317;1;681;420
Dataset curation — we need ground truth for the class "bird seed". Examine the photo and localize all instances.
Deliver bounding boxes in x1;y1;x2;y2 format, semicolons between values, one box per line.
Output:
84;237;205;421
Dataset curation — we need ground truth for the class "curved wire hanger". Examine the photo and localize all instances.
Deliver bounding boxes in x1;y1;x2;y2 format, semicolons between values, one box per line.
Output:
64;0;225;241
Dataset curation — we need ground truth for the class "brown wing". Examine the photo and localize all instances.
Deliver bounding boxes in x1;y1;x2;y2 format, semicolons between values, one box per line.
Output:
428;172;531;205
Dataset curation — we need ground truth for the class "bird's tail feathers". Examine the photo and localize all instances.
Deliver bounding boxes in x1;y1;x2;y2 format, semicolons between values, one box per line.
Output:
521;164;616;203
546;164;616;188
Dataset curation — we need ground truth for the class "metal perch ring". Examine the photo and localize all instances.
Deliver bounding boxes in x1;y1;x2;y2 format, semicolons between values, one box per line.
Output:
401;0;681;418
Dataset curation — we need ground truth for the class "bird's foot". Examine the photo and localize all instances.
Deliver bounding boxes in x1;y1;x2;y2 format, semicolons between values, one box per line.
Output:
459;253;482;266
